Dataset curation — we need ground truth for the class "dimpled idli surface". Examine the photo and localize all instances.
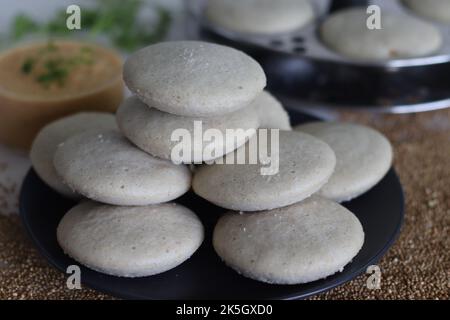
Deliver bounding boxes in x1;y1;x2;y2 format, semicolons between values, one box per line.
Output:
30;112;116;198
403;0;450;24
213;196;364;284
192;130;336;211
295;122;393;202
57;201;204;277
205;0;314;34
123;41;266;117
116;96;259;163
254;91;291;130
320;8;442;60
53;130;191;206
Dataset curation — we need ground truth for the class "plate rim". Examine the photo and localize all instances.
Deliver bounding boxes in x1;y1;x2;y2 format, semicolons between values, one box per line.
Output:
19;168;404;300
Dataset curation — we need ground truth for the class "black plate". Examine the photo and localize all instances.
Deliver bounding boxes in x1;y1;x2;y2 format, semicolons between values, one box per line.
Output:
19;110;404;300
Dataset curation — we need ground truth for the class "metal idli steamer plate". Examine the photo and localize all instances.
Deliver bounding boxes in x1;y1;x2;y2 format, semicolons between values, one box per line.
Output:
19;110;404;300
186;0;450;113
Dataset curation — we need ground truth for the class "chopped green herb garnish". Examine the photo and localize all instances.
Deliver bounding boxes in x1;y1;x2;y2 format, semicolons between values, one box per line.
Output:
46;41;58;52
21;42;95;88
36;61;68;87
21;58;35;74
80;46;93;54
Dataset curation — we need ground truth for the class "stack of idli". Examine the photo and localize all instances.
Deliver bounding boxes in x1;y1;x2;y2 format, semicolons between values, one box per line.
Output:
199;121;392;284
31;111;203;278
193;121;392;284
29;41;290;279
30;40;393;287
118;41;290;164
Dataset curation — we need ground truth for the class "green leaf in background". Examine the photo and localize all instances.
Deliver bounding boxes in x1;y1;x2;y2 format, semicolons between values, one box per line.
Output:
44;10;73;35
6;0;172;52
113;6;172;51
12;14;38;40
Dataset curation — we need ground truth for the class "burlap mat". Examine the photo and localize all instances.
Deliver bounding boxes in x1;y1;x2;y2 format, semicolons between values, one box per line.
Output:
0;109;448;300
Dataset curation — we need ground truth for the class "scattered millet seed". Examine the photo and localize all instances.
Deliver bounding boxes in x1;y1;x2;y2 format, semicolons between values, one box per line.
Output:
0;109;449;299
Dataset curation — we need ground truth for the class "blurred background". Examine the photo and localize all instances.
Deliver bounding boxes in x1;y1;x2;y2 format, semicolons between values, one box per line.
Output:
0;0;185;217
0;0;448;300
0;0;184;46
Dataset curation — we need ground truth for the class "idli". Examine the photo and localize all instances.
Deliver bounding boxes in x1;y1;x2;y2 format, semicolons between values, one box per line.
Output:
213;196;364;284
30;112;116;197
254;91;291;130
192;130;336;211
53;130;191;206
320;8;442;60
123;41;266;117
57;201;204;277
205;0;314;34
116;95;259;163
295;122;393;202
403;0;450;24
